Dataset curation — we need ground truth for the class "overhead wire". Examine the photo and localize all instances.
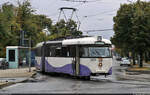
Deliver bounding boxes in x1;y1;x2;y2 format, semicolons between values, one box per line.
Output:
52;0;115;33
83;9;117;18
70;2;85;7
61;0;101;3
84;29;113;32
61;0;102;8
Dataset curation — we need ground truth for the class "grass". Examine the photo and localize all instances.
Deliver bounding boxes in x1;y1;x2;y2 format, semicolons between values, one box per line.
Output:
128;61;150;71
146;61;150;64
128;67;150;71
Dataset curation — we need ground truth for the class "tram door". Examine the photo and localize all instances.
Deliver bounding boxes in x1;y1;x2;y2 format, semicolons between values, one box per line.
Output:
75;45;80;76
71;46;80;76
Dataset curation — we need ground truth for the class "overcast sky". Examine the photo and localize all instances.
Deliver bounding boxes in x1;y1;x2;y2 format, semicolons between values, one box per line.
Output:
0;0;136;39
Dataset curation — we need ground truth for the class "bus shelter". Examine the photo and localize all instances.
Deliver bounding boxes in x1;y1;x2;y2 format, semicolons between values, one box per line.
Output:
6;46;29;69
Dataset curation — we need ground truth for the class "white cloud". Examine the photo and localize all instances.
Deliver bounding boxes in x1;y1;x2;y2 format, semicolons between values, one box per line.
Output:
0;0;131;39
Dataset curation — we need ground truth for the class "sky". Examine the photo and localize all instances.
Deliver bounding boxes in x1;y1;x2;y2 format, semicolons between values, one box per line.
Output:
0;0;136;39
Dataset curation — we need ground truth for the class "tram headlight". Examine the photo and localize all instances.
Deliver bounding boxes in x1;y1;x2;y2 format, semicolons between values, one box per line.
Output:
98;63;102;67
98;58;103;67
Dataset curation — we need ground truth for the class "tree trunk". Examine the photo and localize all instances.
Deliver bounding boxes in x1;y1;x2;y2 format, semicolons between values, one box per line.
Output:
139;52;143;68
145;52;148;63
132;53;136;65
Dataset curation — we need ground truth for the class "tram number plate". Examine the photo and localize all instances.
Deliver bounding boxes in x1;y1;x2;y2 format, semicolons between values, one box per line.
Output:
91;58;96;61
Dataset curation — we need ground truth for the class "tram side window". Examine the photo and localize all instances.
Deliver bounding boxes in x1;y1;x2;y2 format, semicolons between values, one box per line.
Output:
55;47;61;57
69;47;76;57
50;46;56;57
9;50;15;61
61;47;68;57
48;46;62;57
45;46;50;57
47;46;74;57
35;47;41;56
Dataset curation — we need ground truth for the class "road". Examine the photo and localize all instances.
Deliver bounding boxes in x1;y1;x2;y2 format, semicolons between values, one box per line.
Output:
0;59;150;94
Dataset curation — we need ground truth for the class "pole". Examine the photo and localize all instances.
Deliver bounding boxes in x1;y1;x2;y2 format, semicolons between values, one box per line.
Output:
42;42;46;73
29;37;31;72
22;31;24;46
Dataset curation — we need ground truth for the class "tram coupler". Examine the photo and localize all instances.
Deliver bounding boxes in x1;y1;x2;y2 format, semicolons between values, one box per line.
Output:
104;74;107;78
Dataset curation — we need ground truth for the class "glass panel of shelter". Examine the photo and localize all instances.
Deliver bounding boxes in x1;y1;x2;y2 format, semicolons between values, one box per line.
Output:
9;50;15;62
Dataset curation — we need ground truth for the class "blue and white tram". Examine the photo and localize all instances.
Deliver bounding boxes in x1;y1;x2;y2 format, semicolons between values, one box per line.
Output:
34;36;112;78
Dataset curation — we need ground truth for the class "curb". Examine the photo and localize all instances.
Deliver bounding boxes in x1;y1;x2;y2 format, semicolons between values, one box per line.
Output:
31;72;37;78
0;82;16;89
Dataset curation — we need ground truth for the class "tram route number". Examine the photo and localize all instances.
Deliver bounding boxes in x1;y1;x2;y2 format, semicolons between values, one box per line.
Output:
91;58;96;61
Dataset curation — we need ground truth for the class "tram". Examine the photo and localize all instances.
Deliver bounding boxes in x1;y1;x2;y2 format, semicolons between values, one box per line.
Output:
34;36;112;78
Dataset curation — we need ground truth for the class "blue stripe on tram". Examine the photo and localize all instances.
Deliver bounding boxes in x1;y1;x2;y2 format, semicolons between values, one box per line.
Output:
44;59;91;76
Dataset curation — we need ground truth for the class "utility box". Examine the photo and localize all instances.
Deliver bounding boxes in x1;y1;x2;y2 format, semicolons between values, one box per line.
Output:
6;46;29;69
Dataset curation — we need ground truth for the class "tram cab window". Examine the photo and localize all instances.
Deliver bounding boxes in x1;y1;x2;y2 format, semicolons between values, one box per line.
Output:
80;47;111;58
89;47;111;57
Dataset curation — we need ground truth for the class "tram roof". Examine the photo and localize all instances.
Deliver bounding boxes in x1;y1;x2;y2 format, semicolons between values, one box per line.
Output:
35;36;111;47
35;41;62;47
62;36;111;45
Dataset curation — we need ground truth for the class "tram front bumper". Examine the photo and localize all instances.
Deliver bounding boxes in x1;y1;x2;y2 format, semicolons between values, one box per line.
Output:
91;70;109;76
96;70;107;73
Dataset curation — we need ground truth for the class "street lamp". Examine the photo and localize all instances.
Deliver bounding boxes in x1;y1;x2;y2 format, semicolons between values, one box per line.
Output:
28;37;31;72
41;27;50;73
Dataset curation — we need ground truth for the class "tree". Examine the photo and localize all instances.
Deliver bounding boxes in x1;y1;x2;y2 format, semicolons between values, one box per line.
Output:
16;0;34;29
0;3;17;57
0;0;52;57
16;0;52;46
111;0;150;67
49;19;82;40
0;0;82;57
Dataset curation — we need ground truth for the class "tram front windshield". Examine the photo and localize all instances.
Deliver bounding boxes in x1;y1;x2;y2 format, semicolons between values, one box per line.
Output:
81;47;111;58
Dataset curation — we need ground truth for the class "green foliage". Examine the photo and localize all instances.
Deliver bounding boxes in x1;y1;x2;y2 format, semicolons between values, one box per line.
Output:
111;0;150;67
0;0;82;57
0;0;51;57
49;19;82;40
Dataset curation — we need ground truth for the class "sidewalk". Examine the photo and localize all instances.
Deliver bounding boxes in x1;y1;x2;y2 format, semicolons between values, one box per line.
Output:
0;67;36;78
0;67;36;89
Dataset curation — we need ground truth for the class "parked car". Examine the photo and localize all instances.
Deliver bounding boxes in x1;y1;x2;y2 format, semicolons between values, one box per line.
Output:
116;57;122;61
120;57;131;66
0;58;5;66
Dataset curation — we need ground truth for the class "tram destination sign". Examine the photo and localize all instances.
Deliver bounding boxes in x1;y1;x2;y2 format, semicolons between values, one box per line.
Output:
95;42;104;45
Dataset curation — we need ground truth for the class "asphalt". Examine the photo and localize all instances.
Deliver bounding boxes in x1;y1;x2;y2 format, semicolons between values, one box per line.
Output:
1;59;150;94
